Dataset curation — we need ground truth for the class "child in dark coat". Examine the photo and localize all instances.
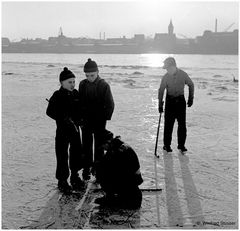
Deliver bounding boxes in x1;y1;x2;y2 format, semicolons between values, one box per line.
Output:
96;130;143;209
46;67;83;192
78;58;114;181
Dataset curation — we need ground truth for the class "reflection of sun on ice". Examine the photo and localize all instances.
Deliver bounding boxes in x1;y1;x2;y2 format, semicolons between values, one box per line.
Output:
140;54;170;67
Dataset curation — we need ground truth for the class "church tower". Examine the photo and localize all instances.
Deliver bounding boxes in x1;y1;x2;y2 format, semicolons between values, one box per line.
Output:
168;19;174;35
59;27;64;37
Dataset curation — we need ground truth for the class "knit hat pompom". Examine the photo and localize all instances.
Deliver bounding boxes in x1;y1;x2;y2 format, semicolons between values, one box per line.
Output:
84;58;98;73
59;67;75;82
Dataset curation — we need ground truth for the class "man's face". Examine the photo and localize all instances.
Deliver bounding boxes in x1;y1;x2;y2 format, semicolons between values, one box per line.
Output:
61;78;75;91
85;71;98;82
166;66;177;75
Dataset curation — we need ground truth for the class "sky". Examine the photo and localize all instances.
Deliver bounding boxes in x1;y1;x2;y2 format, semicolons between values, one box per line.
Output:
1;0;239;41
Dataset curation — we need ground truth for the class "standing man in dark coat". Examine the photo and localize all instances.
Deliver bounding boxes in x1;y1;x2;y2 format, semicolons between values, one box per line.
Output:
79;58;115;180
158;57;194;153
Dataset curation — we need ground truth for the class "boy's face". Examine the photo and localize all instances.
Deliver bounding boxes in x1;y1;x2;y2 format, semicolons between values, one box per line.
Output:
85;71;98;83
61;78;75;91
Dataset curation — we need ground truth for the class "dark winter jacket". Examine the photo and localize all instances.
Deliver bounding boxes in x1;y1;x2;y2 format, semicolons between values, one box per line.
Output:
98;136;143;192
78;76;114;121
46;87;81;130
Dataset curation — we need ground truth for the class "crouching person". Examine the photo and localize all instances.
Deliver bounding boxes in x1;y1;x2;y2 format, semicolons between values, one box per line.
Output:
96;130;143;209
46;67;84;193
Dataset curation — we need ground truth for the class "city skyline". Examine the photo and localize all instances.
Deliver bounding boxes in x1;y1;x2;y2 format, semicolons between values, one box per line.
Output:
2;1;239;41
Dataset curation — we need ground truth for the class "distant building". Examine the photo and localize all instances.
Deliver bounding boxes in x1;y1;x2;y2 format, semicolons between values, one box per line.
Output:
133;34;145;44
105;36;132;44
1;23;238;54
154;20;177;53
196;29;238;54
2;37;10;46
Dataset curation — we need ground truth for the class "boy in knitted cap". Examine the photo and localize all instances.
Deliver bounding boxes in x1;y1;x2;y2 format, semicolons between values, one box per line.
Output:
46;67;84;193
79;58;114;181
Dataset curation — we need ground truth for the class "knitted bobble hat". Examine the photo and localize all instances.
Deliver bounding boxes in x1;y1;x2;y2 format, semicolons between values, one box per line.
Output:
59;67;75;82
84;58;98;73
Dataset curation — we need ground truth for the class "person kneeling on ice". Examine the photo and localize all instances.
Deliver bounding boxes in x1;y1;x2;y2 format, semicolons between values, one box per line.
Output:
95;130;143;209
46;67;84;193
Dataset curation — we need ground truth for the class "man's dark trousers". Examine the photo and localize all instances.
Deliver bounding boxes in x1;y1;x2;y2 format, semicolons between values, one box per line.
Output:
164;95;187;148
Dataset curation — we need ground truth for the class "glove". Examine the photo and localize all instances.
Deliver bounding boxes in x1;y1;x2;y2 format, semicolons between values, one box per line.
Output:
158;101;164;113
187;98;193;107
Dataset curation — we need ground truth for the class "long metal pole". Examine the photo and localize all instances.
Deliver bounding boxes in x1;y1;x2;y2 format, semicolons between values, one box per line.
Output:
154;155;161;227
154;112;162;227
154;113;162;158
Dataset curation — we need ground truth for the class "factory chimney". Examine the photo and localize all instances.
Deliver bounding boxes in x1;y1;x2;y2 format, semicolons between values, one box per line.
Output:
215;18;218;33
